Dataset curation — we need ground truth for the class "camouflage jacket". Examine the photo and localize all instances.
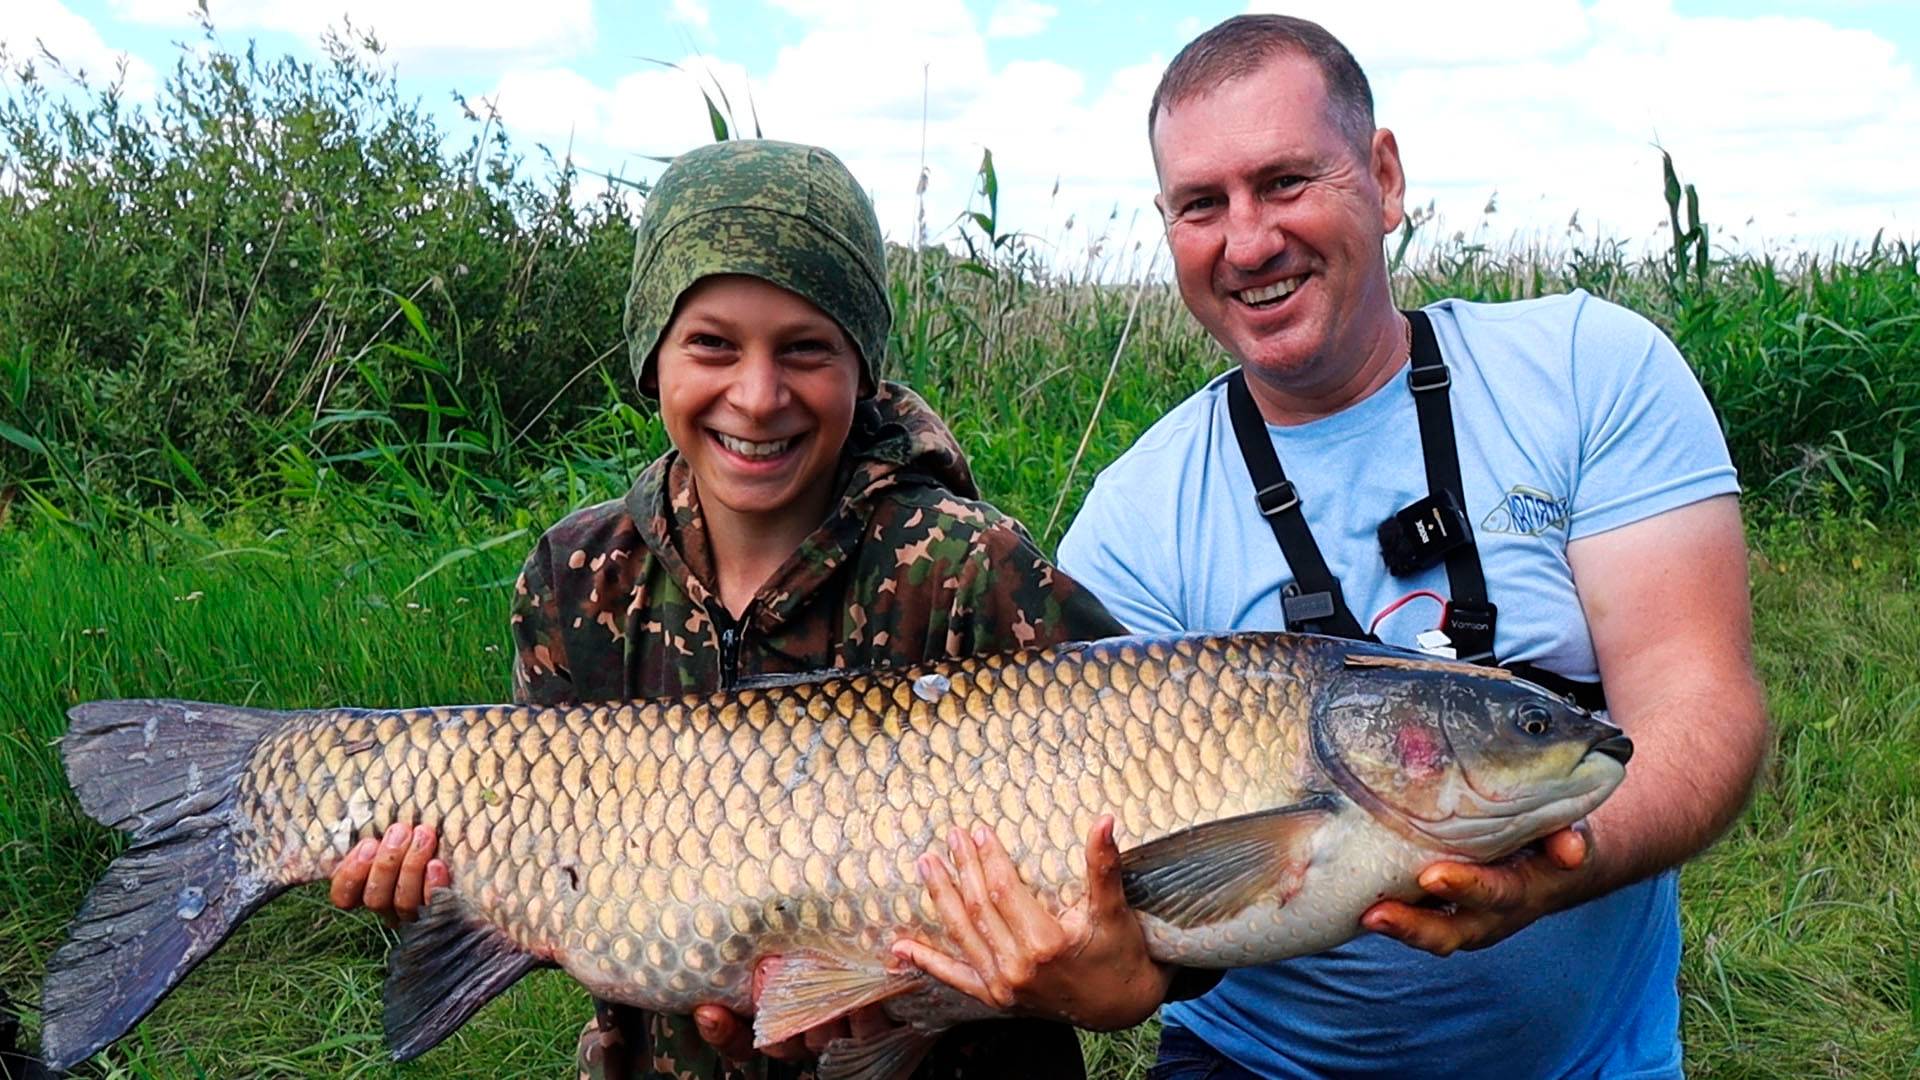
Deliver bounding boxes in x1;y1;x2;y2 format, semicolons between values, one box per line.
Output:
510;382;1122;1080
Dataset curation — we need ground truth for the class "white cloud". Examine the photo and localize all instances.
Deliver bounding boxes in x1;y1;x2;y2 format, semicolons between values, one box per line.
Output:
1249;0;1591;67
491;66;611;146
108;0;594;60
483;1;1163;271
669;0;711;31
1;0;157;95
986;0;1057;40
1234;0;1920;248
736;0;1162;261
487;0;1914;263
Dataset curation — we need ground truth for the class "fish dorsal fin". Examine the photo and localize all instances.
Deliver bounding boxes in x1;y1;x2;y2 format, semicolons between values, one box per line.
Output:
1343;653;1514;679
384;891;545;1061
752;949;922;1048
817;1024;941;1080
1118;797;1339;929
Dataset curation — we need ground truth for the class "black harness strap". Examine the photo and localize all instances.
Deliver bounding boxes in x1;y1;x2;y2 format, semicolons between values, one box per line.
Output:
1225;310;1607;713
1405;311;1495;663
1225;368;1370;641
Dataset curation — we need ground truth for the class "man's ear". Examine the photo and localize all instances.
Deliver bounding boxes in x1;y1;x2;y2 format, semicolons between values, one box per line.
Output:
1371;127;1407;235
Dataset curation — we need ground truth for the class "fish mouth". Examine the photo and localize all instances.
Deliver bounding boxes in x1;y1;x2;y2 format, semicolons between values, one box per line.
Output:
1592;733;1633;765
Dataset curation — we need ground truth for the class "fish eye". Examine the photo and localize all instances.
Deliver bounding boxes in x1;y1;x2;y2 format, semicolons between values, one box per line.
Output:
1517;702;1553;736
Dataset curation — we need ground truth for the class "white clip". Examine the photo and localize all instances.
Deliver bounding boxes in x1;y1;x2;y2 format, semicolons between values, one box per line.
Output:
1415;629;1457;659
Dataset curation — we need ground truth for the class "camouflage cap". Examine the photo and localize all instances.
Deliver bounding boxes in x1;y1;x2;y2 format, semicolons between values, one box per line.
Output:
624;139;891;397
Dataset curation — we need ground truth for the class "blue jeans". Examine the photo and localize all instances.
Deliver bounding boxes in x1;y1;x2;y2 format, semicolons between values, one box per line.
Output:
1148;1025;1267;1080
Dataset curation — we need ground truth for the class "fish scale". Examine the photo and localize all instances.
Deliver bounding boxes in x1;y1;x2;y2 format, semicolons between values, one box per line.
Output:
41;632;1631;1080
240;635;1300;1012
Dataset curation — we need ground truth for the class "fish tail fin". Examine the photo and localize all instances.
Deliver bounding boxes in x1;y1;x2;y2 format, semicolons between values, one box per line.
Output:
41;700;292;1071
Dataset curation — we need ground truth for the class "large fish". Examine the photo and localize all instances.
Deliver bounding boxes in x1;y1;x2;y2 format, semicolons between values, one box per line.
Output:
40;632;1630;1078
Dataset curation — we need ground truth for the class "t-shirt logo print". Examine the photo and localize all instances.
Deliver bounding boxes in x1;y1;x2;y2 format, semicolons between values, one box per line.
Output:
1480;485;1572;537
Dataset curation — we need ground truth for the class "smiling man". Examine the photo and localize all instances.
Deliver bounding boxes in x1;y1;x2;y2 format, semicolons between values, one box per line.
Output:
1045;13;1771;1080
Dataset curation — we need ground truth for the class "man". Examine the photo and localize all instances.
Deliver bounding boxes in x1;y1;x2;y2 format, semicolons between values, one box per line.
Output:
1050;14;1769;1078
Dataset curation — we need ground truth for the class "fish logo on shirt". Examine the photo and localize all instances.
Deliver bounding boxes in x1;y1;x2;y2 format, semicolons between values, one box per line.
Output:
1480;485;1572;537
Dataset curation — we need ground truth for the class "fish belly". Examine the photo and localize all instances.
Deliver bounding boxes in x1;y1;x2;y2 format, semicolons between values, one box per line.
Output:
1137;806;1436;967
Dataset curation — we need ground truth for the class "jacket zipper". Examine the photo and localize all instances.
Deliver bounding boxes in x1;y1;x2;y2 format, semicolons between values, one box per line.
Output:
713;607;742;690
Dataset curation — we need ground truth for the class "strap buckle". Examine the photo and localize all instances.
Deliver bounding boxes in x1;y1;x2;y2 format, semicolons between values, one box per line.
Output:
1408;363;1451;393
1255;479;1300;517
1281;584;1337;631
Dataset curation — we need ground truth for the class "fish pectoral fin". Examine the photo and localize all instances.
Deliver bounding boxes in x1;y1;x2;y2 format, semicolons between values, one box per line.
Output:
817;1024;941;1080
383;890;547;1062
752;949;922;1048
1118;796;1339;929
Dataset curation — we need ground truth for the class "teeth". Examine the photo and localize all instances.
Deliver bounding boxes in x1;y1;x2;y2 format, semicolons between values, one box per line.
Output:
715;432;795;459
1237;278;1301;305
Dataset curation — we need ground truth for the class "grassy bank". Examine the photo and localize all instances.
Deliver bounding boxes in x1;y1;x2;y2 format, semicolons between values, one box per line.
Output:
1;516;1915;1077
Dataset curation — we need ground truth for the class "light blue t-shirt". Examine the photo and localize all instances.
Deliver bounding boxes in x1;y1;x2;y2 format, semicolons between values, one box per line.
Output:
1058;291;1738;1079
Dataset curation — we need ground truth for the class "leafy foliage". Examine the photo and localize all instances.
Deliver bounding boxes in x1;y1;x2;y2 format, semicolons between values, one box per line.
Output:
0;20;638;512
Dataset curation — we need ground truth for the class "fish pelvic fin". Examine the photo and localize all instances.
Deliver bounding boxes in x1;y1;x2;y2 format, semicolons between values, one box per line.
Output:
752;950;923;1049
1118;795;1339;930
817;1024;941;1080
384;890;546;1062
41;701;292;1071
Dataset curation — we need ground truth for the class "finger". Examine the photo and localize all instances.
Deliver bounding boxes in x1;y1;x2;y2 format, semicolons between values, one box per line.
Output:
424;859;450;905
918;849;1001;989
1541;825;1589;871
1417;861;1523;911
803;1017;849;1056
969;824;1060;948
392;825;436;922
363;822;410;916
328;839;377;910
1363;902;1480;957
890;937;996;1008
947;826;1022;976
693;1005;755;1062
1081;814;1129;918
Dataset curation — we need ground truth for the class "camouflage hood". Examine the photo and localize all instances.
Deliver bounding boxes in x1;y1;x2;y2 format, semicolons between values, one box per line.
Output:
621;381;977;632
624;140;891;397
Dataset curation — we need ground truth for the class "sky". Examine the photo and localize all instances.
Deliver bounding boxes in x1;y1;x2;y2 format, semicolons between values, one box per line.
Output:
5;0;1917;268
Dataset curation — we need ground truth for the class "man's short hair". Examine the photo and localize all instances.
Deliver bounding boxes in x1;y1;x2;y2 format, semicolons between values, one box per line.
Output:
1148;15;1376;158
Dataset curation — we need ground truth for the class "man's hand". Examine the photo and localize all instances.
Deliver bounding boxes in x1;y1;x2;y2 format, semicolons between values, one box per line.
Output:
1364;825;1593;956
691;959;893;1063
890;816;1171;1031
328;823;449;924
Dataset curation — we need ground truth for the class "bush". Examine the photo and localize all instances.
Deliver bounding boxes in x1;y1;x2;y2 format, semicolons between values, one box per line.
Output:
0;18;637;505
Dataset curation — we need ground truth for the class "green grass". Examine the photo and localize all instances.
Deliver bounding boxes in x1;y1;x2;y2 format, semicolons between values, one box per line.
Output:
2;516;1916;1077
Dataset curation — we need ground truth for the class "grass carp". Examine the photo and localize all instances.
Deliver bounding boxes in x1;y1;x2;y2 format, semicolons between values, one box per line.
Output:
40;631;1630;1078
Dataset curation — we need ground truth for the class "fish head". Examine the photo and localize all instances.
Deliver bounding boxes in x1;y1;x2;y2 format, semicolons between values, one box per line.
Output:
1312;656;1631;860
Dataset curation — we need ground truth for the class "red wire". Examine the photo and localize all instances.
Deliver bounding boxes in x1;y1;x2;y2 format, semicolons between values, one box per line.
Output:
1368;589;1449;636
